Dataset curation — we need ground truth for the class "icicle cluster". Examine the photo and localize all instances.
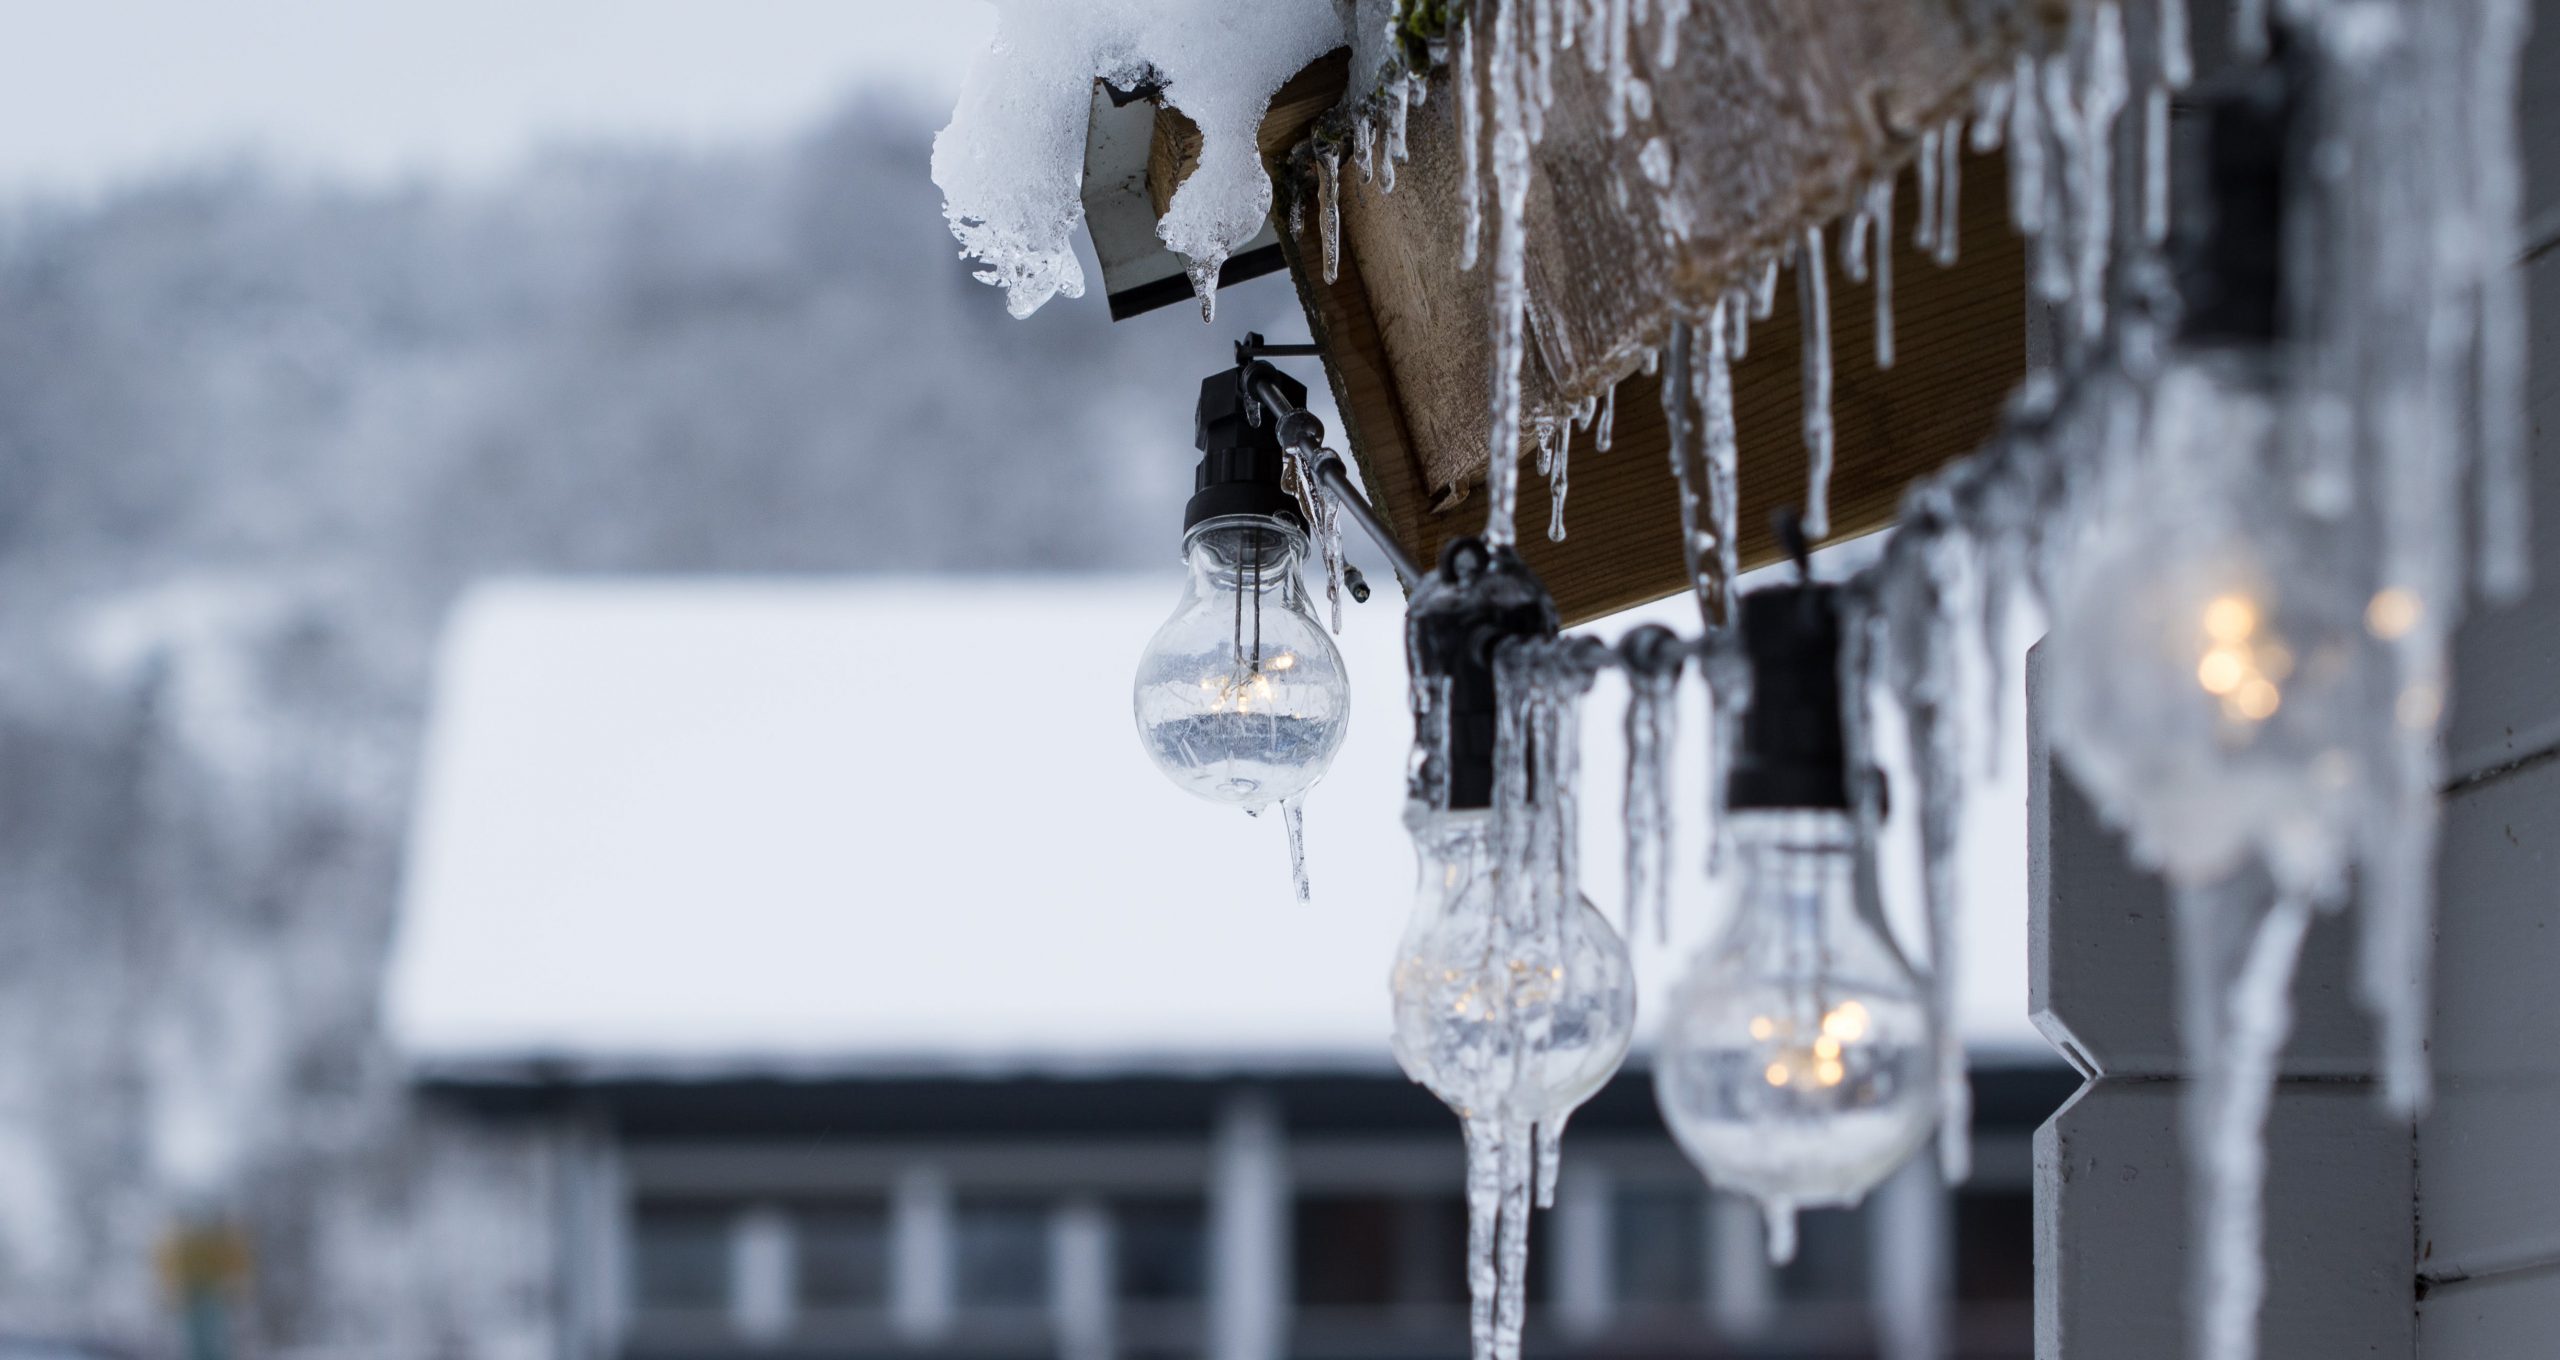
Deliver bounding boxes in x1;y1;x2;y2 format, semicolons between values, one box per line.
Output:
943;2;2535;1355
1391;629;1636;1360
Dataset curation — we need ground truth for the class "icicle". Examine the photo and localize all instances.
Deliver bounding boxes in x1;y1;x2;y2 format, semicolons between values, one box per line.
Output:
2473;0;2532;601
1534;415;1558;477
1604;0;1635;136
1933;118;1962;268
2008;52;2047;238
1659;321;1709;625
2143;86;2171;247
1464;1119;1501;1360
1914;125;1941;254
1725;287;1752;361
1700;317;1741;612
1843;199;1874;285
1798;227;1836;540
2063;5;2128;341
1656;0;1691;67
1457;13;1484;271
1286;443;1348;634
1871;175;1898;370
1482;0;1535;549
1642;347;1661;377
1750;259;1779;319
2176;884;2313;1360
1971;77;2012;154
1281;795;1311;903
1763;1198;1799;1267
1624;638;1679;944
1534;1119;1567;1211
1531;0;1559;115
1492;1125;1533;1360
2234;0;2269;63
1887;520;1975;1186
1320;146;1343;286
1549;418;1574;542
1354;116;1377;183
1596;383;1618;452
2160;0;2194;89
1187;256;1223;323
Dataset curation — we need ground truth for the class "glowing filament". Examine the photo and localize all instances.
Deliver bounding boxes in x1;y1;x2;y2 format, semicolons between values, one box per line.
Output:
2366;588;2423;641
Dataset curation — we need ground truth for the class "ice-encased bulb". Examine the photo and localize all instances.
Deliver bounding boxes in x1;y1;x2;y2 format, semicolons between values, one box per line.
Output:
1389;807;1635;1124
1654;809;1936;1260
1132;514;1350;812
2045;358;2380;893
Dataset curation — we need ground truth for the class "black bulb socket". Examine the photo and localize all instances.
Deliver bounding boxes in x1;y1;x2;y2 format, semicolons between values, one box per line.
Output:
1405;537;1560;811
2169;32;2308;347
1725;582;1854;812
1184;366;1310;534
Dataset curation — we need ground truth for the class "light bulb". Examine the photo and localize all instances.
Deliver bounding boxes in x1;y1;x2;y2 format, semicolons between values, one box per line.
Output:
1132;513;1350;811
2045;359;2381;892
1653;808;1935;1260
1388;806;1636;1129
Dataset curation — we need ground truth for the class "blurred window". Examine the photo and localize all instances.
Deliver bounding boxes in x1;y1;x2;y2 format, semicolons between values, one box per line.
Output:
1774;1206;1869;1301
1115;1197;1207;1303
956;1197;1051;1310
1295;1195;1399;1307
796;1200;891;1310
1612;1181;1703;1306
1294;1193;1472;1310
632;1202;731;1312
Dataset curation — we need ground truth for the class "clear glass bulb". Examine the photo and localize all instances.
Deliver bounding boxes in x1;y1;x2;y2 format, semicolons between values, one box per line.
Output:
1132;514;1350;812
1653;809;1935;1249
1388;807;1636;1124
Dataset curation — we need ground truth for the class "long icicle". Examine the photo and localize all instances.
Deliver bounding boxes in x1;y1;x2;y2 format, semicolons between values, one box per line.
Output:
1798;227;1836;540
1933;118;1962;267
1281;795;1311;903
1464;1118;1501;1360
2179;885;2314;1360
1483;0;1533;547
1457;13;1484;270
1872;175;1899;370
1492;1124;1534;1360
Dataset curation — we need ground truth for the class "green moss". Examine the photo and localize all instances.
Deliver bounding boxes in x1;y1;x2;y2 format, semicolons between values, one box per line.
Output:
1394;0;1460;68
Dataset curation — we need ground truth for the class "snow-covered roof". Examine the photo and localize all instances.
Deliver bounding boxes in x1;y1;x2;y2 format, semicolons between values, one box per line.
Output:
389;576;2049;1080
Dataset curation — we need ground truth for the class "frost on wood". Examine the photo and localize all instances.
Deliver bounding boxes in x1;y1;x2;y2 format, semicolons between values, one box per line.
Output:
931;0;1348;318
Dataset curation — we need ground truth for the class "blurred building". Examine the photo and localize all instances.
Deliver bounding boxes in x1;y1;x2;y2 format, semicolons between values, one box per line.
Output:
392;581;2070;1360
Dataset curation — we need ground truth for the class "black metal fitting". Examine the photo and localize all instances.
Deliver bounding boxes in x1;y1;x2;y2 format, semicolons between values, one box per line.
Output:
1186;365;1310;534
1405;538;1561;810
1725;581;1853;812
2170;32;2307;346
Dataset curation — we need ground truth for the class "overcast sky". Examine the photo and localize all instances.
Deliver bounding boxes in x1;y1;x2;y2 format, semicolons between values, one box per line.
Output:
0;2;993;197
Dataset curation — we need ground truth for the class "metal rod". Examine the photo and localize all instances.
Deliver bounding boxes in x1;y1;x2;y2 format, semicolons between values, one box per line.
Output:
1312;454;1424;589
1240;363;1425;592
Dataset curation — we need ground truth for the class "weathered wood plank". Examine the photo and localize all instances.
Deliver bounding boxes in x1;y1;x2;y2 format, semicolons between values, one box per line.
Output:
1243;8;2043;623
